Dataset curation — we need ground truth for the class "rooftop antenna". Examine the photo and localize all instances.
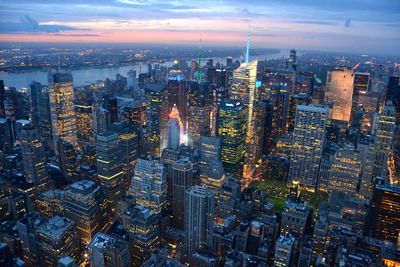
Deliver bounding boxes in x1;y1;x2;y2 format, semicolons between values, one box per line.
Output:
245;24;251;64
196;38;203;82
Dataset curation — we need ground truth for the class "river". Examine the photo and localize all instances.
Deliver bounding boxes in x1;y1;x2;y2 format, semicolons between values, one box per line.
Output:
0;51;289;89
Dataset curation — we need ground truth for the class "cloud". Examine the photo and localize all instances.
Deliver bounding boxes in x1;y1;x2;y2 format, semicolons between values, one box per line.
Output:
293;20;337;25
0;15;84;33
50;33;100;37
344;18;352;27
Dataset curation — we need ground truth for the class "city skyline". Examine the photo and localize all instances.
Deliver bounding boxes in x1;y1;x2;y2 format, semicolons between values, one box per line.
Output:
1;0;400;55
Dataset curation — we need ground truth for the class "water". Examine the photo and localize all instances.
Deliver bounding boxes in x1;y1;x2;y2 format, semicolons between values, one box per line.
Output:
0;51;288;89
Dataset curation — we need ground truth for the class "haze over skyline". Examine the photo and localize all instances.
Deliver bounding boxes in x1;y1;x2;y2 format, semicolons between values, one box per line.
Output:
1;0;400;55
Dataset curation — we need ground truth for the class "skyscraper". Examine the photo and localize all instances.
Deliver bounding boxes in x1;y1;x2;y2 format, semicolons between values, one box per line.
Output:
122;205;160;265
20;125;50;191
167;114;180;151
325;67;354;124
274;234;295;267
288;105;330;190
145;83;168;156
328;146;362;196
87;232;131;267
129;158;167;214
218;100;247;179
29;81;43;130
103;95;118;123
64;180;107;244
372;101;396;180
48;72;77;153
172;158;193;230
36;217;80;267
367;181;400;245
74;89;94;146
96;131;124;222
185;185;215;264
230;60;259;179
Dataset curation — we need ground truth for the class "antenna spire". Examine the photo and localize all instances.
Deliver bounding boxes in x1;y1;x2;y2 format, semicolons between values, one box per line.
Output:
245;24;251;64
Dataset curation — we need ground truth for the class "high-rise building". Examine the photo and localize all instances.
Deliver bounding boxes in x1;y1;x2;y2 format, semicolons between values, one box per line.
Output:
0;80;5;118
123;101;146;126
103;95;118;123
218;100;247;179
58;140;77;183
64;180;107;244
199;136;225;191
122;205;160;266
172;158;193;230
48;72;77;153
145;83;168;156
274;234;295;267
387;75;400;124
372;101;396;180
116;124;139;191
287;49;297;71
36;216;80;267
29;81;43;130
167;116;180;151
185;185;215;264
366;182;400;245
20;125;50;191
96;131;124;222
129;158;167;214
230;60;260;179
94;107;110;135
188;105;211;149
167;79;188;132
280;200;312;238
325;67;354;124
87;232;131;267
328;145;362;196
74;89;94;146
288;105;330;190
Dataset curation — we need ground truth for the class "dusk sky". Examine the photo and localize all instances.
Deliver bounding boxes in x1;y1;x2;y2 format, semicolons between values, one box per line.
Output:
1;0;399;55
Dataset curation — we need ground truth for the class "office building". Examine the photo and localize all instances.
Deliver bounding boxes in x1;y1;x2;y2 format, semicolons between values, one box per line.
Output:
288;105;330;190
274;234;295;267
129;158;167;214
20;125;50;191
325;67;354;123
64;180;107;244
36;217;80;267
58;140;77;183
172;158;193;230
367;182;400;245
96;131;124;222
218;100;247;179
122;205;160;266
74;89;94;146
280;200;312;238
103;95;118;123
145;83;168;156
87;232;131;267
167;114;180;151
328;145;362;196
185;185;215;264
48;72;77;152
230;60;260;179
372;101;396;179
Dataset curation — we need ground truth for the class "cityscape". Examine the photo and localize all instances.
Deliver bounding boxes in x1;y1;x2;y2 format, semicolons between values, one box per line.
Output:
0;1;400;267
